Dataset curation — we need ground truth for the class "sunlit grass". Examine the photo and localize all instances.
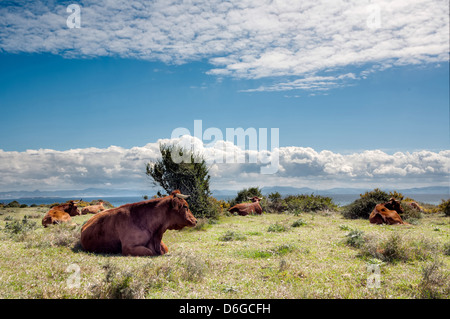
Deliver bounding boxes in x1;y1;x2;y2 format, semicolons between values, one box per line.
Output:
0;207;449;298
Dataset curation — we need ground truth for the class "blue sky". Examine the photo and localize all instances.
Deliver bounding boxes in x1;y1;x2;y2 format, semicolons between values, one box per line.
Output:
0;53;448;153
0;0;448;192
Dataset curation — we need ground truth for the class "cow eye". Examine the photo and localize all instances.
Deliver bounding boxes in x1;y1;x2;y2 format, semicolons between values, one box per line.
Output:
183;205;188;209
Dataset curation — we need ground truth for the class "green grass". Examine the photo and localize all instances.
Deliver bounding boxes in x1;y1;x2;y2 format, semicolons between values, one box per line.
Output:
0;207;449;299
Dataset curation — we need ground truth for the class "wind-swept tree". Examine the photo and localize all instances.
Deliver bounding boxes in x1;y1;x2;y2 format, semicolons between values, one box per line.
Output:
146;144;217;218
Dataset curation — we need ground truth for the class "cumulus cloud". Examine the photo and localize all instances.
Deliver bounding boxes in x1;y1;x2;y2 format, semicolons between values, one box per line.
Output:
0;136;448;192
0;0;448;91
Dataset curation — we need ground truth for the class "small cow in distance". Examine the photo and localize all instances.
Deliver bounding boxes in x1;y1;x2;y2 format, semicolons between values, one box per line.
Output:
81;201;105;214
409;201;423;212
228;196;263;216
369;198;408;225
80;190;197;256
42;200;81;227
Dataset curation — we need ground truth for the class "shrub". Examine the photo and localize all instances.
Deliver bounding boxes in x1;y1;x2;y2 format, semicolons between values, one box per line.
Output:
291;218;306;227
229;187;263;207
91;262;143;299
6;200;20;208
339;224;352;231
284;194;337;213
342;188;391;219
262;193;337;214
177;252;207;282
3;215;37;236
219;230;247;241
239;244;296;259
418;260;450;299
360;233;439;264
271;244;296;255
345;229;365;248
240;249;273;259
265;192;287;213
401;202;422;220
379;233;409;263
267;223;287;232
437;199;450;216
443;242;450;256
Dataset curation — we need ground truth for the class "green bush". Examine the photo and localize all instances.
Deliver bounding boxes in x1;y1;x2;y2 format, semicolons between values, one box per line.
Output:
218;230;247;241
284;194;337;213
91;262;143;299
267;223;287;232
229;187;263;207
291;218;306;227
342;188;391;219
6;200;20;208
381;233;409;263
401;202;422;220
264;193;337;214
3;215;37;236
437;199;450;216
177;252;207;282
418;260;450;299
345;229;365;248
264;192;287;213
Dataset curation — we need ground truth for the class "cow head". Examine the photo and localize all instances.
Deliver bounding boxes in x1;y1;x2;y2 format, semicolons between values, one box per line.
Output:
247;196;262;203
384;198;404;215
66;199;82;216
167;190;197;230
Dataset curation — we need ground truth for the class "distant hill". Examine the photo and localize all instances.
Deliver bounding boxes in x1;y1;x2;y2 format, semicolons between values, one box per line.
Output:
0;185;448;200
0;188;153;199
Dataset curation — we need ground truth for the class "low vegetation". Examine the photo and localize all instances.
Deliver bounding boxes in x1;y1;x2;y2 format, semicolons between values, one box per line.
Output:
0;197;448;299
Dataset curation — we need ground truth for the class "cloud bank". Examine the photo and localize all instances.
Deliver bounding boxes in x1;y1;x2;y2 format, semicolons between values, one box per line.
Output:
0;136;448;192
1;0;448;91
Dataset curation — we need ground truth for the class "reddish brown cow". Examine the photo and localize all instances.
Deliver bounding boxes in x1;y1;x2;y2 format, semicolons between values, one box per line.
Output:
80;190;197;256
409;202;423;212
81;201;105;214
228;196;263;216
42;200;81;227
369;198;408;225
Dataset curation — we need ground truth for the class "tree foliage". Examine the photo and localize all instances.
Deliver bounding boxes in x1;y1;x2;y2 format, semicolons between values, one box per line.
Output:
146;144;217;218
229;187;263;207
342;188;391;219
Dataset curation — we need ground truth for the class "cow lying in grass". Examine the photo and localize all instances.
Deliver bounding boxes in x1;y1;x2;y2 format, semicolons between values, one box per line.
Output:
81;201;105;214
80;190;197;256
42;200;81;227
228;196;263;216
369;198;408;225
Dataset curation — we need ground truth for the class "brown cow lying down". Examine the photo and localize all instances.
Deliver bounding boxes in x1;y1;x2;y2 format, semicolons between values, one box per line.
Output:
228;196;263;216
80;190;197;256
409;202;423;212
369;198;408;225
81;201;105;214
42;200;81;227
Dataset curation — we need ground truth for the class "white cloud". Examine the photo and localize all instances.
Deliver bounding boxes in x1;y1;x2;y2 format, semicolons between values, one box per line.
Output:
0;0;448;91
0;136;448;192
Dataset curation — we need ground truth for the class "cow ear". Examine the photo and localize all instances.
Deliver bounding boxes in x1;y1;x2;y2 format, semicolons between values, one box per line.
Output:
170;196;181;210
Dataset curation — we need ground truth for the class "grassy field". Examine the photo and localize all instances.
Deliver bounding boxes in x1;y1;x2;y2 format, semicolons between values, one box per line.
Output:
0;206;449;299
